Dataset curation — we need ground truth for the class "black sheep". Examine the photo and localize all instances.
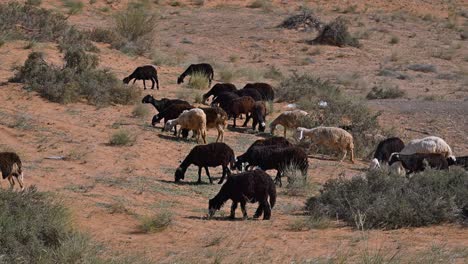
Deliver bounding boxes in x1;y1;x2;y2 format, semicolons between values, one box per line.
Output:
0;152;24;191
202;83;237;104
370;137;405;169
177;63;214;87
235;88;263;102
211;92;239;109
448;156;468;170
141;95;190;113
235;146;308;187
243;83;275;101
123;65;159;90
388;153;450;175
246;137;292;153
208;170;276;220
242;101;267;132
175;143;236;184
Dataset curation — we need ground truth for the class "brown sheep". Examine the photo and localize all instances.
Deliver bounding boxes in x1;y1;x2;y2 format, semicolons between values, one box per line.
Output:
227;96;256;127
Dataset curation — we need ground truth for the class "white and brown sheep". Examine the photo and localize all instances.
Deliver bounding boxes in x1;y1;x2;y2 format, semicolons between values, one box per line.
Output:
0;152;24;191
269;110;308;138
164;108;207;144
400;136;454;158
296;126;355;163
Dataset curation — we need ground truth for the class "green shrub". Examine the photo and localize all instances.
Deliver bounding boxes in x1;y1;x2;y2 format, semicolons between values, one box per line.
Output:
87;27;124;45
139;210;173;233
310;17;360;48
366;86;405;99
0;186;100;263
61;0;84;15
0;2;93;49
186;71;209;89
277;73;381;158
113;7;156;55
306;168;468;230
109;129;136;146
11;51;139;106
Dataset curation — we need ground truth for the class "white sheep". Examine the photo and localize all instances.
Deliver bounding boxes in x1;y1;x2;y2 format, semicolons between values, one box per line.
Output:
400;136;454;158
164;108;207;144
269;110;308;138
295;126;355;163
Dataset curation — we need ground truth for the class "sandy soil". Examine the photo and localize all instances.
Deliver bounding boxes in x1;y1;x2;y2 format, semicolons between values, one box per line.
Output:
0;0;467;263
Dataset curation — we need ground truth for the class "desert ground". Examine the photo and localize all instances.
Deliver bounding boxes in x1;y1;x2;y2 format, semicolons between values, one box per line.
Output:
0;0;467;263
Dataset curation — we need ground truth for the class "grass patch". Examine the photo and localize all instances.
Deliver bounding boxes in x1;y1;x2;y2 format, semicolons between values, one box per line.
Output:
152;49;186;66
109;129;136;146
287;215;330;231
306;168;468;230
283;164;315;197
247;0;272;10
366;86;405;99
139;210;173;233
10;50;140;106
61;0;84;15
264;65;283;81
185;71;209;89
132;103;150;118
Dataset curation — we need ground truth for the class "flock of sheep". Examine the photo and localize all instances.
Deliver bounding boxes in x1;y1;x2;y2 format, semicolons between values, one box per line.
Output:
1;63;467;221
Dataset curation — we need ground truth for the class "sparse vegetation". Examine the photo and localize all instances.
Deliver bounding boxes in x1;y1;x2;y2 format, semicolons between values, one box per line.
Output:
309;17;360;48
407;64;437;73
389;35;399;44
306;168;468;230
287;215;330;231
132;103;150;118
366;86;405;99
109;129;136;146
10;51;140;106
61;0;84;15
279;7;322;32
247;0;272;10
185;72;210;89
139;210;173;233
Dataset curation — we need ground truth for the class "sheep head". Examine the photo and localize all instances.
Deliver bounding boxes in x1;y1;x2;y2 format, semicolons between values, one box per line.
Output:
123;76;131;84
163;119;176;132
177;75;184;84
174;167;185;182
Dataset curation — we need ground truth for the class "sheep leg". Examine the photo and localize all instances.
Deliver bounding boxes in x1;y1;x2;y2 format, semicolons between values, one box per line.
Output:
197;166;203;183
143;80;147;90
155;77;160;90
150;78;155;90
201;129;207;144
350;148;355;163
17;173;24;191
218;166;227;184
230;201;237;219
232;117;237;128
215;126;221;143
253;202;264;219
274;171;282;187
262;200;271;220
340;150;347;162
283;127;287;138
242;114;251;127
205;167;213;184
240;199;248;220
7;175;14;189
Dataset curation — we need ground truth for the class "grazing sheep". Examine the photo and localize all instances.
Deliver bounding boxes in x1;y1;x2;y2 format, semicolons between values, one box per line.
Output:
235;146;308;186
369;137;405;169
141;95;190;113
123;65;159;90
400;136;454;158
152;103;194;135
388;153;450;175
242;101;267;132
270;110;308;138
164;108;207;144
202;83;237;104
296;126;355;163
242;137;293;171
227;96;256;128
200;106;228;142
448;156;468;170
208;170;276;220
175;143;235;184
243;83;275;101
211;92;239;109
0;152;24;191
235;88;263;102
177;63;214;87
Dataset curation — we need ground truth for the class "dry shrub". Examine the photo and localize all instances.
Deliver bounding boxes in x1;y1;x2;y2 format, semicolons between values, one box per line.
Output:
139;210;173;233
11;51;139;106
186;72;209;89
366;86;405;100
306;168;468;230
309;17;360;48
279;7;323;32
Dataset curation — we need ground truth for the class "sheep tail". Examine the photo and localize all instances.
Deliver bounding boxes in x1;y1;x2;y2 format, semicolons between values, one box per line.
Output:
268;183;276;209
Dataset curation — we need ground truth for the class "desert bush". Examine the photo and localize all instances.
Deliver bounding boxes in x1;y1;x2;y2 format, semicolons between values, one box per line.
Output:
309;17;360;47
61;0;84;15
139;210;173;233
0;186;102;263
366;86;405;99
219;67;236;83
185;72;209;89
11;51;139;106
113;7;156;55
277;73;381;158
264;65;283;81
109;129;136;146
87;27;124;45
0;2;93;49
247;0;272;10
132;103;149;118
279;7;323;32
287;215;330;231
283;164;315;197
306;167;468;230
407;64;437;73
